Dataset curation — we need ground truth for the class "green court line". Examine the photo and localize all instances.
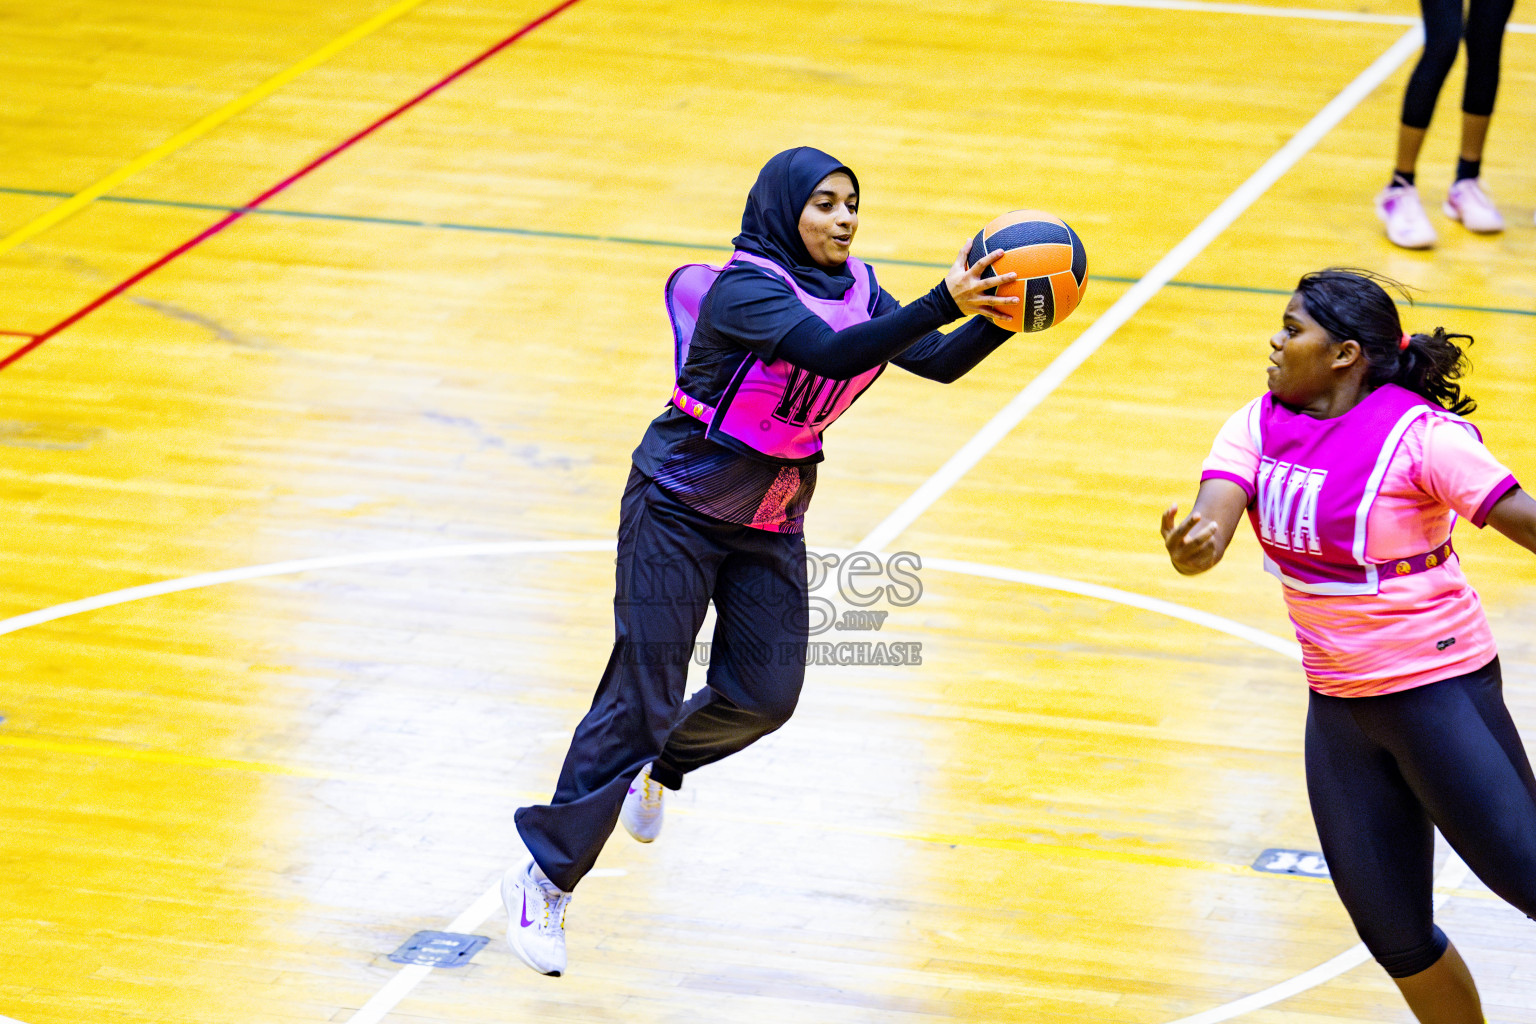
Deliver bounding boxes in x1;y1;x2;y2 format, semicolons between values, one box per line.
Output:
0;0;434;257
2;186;1530;318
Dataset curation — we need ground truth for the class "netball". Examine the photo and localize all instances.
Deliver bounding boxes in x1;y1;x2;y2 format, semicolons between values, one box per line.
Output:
967;210;1088;333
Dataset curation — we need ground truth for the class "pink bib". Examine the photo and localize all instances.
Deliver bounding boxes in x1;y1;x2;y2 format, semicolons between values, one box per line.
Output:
1251;384;1480;595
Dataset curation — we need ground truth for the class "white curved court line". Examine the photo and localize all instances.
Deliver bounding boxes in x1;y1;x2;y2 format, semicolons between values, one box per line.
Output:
5;34;1444;1013
1164;853;1470;1024
924;558;1301;661
0;35;1451;1001
0;540;613;637
4;539;1454;1021
855;24;1425;554
0;541;1294;665
921;559;1475;1024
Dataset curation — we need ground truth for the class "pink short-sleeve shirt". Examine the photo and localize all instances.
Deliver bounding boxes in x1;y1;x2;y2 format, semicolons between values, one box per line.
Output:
1203;397;1519;697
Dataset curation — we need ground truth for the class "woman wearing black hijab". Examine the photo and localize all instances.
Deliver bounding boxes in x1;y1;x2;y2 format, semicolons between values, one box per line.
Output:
504;147;1020;976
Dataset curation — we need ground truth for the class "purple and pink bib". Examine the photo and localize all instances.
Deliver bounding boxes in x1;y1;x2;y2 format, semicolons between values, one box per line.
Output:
664;251;882;466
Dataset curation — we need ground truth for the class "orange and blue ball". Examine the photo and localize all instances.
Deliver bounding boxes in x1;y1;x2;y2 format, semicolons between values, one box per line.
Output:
967;210;1088;333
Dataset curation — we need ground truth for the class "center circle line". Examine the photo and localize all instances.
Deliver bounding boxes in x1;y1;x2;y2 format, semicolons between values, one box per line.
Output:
0;538;1452;1023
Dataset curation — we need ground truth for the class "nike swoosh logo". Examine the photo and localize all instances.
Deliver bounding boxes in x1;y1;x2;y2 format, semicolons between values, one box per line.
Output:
521;891;535;929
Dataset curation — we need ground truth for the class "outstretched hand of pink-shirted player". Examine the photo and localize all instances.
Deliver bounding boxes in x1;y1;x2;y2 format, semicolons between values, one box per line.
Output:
1161;478;1250;576
1162;506;1222;575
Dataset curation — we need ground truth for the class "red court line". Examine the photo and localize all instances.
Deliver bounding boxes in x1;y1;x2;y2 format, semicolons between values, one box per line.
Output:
0;0;583;372
0;330;38;338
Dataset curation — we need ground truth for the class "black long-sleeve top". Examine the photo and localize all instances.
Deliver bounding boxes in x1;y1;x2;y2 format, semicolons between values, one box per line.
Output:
632;262;1012;531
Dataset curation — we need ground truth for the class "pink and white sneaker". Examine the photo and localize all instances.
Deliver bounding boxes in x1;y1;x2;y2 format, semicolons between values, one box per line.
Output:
1443;178;1504;233
1375;182;1436;249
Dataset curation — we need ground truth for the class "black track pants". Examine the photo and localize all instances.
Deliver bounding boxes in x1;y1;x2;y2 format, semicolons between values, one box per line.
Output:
515;467;809;892
1306;658;1536;977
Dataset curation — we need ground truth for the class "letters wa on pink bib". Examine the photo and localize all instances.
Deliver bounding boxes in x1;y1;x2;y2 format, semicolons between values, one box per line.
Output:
1202;383;1521;696
1246;384;1478;596
664;251;881;465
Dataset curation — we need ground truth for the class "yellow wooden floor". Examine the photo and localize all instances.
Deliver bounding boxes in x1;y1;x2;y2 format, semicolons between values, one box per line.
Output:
1;1;1534;1022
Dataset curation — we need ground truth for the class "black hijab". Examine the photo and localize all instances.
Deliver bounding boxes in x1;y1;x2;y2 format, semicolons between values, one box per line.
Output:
731;147;860;300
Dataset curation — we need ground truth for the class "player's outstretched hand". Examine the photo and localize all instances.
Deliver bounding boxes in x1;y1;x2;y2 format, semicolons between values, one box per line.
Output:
1162;504;1222;575
946;241;1019;325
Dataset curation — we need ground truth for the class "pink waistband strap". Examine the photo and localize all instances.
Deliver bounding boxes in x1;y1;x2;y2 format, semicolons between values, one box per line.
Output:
1375;539;1454;579
672;386;716;425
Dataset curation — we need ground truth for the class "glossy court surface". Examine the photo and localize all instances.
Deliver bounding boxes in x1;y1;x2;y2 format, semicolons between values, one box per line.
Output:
1;1;1533;1021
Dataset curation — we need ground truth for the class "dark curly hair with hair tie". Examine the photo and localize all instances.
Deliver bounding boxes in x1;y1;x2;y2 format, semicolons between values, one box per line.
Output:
1294;268;1476;416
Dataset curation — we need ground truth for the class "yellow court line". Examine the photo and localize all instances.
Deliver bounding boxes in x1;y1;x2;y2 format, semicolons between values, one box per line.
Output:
0;0;432;257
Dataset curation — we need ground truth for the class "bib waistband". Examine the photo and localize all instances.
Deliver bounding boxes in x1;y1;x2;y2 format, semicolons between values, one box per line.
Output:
1375;540;1454;579
672;386;716;425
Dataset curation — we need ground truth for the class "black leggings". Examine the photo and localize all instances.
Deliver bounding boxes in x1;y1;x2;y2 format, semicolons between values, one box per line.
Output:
1306;658;1536;977
1401;0;1516;128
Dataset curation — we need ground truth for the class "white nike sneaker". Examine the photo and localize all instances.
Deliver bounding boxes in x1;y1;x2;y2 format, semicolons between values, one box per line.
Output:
502;857;571;976
620;763;664;842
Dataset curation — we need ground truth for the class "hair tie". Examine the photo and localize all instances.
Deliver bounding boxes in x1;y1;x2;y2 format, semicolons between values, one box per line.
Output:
1398;332;1412;351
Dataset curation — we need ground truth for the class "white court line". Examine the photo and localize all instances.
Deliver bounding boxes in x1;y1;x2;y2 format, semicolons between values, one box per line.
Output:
0;540;613;637
0;547;1298;658
1;537;1456;1021
1039;0;1535;32
5;539;1472;1019
923;559;1476;1024
0;540;1481;1020
2;541;1313;1018
1164;853;1471;1024
347;884;504;1024
923;558;1301;660
856;23;1425;553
